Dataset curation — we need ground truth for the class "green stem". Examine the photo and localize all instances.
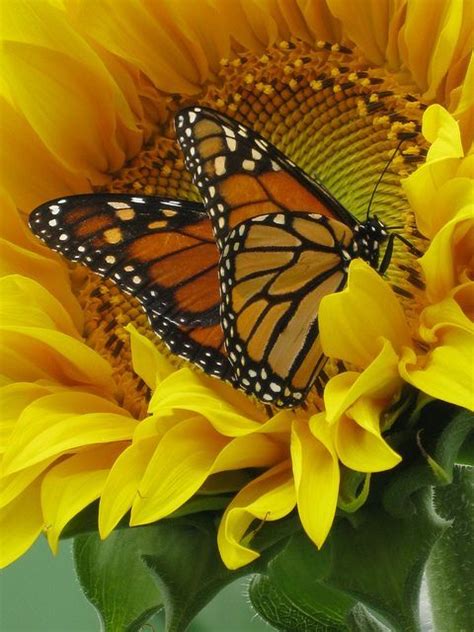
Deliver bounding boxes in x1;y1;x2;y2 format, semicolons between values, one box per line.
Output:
426;466;474;632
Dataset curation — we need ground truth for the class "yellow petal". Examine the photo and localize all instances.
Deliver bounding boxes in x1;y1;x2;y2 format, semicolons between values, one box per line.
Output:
212;433;286;472
99;436;158;538
1;0;142;186
0;275;79;338
0;189;49;254
324;339;402;423
217;460;295;570
42;443;126;553
3;392;135;474
327;0;400;65
291;416;339;548
399;1;465;99
149;368;266;435
401;106;469;239
131;417;229;525
0;241;82;329
126;324;175;390
336;399;401;472
67;0;211;94
300;1;343;42
0;324;115;392
450;53;474;147
420;286;474;339
0;381;55;452
0;98;92;210
422;104;464;160
401;328;474;410
420;208;473;302
0;477;43;568
319;260;411;368
217;0;280;51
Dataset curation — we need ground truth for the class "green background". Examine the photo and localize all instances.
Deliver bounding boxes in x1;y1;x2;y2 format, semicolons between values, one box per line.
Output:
1;538;271;632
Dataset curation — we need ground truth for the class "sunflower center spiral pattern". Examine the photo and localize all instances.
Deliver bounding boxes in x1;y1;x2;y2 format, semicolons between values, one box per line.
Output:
76;40;430;415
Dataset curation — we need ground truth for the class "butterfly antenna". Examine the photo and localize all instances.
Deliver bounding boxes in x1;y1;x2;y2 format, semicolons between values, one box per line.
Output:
366;139;404;220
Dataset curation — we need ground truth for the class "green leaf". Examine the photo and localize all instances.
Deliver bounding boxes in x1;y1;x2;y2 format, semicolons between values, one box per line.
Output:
61;500;100;539
74;527;163;632
249;490;447;632
74;512;299;632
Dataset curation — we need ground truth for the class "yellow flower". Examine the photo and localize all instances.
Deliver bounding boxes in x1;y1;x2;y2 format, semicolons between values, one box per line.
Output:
1;0;473;570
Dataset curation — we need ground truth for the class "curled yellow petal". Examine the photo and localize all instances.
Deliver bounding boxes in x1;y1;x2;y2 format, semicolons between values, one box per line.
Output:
336;399;401;472
422;104;464;160
320;260;411;368
324;340;402;423
401;328;474;410
420;209;473;302
292;416;339;548
217;460;295;570
402;106;470;239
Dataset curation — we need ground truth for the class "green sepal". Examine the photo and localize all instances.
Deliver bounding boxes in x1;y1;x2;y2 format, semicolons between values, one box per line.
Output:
426;466;474;632
338;468;371;513
383;406;474;517
61;494;232;540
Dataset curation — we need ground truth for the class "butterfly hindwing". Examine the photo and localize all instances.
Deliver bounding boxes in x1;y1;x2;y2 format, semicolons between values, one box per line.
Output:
175;106;355;249
29;193;231;378
218;212;353;406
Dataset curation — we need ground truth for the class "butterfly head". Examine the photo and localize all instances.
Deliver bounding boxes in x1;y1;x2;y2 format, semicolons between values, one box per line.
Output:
350;215;389;269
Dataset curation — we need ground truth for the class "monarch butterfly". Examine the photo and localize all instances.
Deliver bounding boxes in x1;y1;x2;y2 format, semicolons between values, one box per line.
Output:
29;107;409;407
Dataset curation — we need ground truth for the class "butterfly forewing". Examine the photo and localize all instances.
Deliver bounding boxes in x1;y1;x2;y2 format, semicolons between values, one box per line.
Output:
175;107;355;249
29;106;375;408
29;194;231;378
219;212;352;406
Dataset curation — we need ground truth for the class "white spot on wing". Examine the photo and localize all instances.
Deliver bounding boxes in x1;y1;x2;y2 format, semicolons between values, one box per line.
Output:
108;201;131;209
214;156;226;176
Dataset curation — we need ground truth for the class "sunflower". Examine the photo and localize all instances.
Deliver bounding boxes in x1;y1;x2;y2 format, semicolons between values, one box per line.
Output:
1;0;472;572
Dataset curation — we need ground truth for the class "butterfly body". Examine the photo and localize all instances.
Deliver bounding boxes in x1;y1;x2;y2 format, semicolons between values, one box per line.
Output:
29;107;396;408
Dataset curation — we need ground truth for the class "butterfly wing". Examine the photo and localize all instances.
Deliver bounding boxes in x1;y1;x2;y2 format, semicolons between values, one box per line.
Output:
29;194;230;378
175;106;356;248
219;212;354;407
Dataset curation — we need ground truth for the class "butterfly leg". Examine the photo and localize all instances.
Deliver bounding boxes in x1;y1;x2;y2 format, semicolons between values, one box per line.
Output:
379;232;423;274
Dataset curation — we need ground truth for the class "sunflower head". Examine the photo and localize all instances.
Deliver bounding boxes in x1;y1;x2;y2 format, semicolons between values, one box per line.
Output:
1;0;472;581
